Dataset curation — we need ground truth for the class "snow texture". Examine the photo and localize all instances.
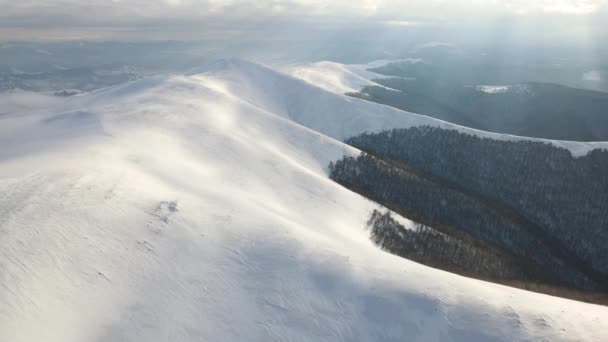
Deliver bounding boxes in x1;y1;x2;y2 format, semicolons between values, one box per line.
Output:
282;61;391;94
1;58;607;342
475;85;512;94
284;59;608;155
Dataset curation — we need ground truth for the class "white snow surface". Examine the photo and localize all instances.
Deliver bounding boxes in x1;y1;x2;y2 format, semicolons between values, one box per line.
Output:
283;59;420;94
1;58;607;342
472;84;533;95
282;61;391;94
283;59;608;155
475;85;512;94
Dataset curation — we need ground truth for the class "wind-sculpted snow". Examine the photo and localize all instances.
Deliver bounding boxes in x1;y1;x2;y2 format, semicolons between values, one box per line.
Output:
282;59;608;157
282;61;391;94
282;59;421;94
1;60;607;342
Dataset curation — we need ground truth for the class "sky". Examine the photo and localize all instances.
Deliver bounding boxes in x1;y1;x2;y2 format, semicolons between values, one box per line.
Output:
0;0;606;42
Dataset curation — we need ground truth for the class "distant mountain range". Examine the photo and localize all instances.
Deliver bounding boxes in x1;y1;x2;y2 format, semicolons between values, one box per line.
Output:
346;61;608;141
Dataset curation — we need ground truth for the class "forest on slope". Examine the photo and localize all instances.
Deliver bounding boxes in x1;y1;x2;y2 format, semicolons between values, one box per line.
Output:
330;126;608;303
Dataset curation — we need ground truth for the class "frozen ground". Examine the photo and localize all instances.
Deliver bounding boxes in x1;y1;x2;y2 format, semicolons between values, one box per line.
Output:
1;59;607;342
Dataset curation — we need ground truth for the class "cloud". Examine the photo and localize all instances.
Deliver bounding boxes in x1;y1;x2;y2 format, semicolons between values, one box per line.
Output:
501;0;604;14
0;0;606;41
1;0;604;20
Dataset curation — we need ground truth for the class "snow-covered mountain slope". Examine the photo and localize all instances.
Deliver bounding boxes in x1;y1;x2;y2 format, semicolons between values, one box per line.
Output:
202;58;607;157
1;60;607;342
282;59;420;94
281;61;390;94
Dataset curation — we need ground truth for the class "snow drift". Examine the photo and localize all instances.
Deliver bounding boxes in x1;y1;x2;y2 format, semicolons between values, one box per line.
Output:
285;59;608;156
1;59;607;342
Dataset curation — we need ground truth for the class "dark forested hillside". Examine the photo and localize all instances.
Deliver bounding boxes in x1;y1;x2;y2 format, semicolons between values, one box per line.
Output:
347;76;608;141
366;210;558;285
329;126;608;296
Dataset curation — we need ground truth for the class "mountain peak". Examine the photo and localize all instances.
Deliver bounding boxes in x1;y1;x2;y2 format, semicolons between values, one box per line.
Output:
188;57;270;76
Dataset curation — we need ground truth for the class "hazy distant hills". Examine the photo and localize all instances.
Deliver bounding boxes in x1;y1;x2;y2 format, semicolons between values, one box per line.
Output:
350;80;608;141
382;45;608;93
0;66;143;93
347;58;608;142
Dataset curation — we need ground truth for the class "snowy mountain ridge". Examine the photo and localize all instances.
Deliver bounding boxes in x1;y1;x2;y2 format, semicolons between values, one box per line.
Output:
212;58;608;156
1;58;607;342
